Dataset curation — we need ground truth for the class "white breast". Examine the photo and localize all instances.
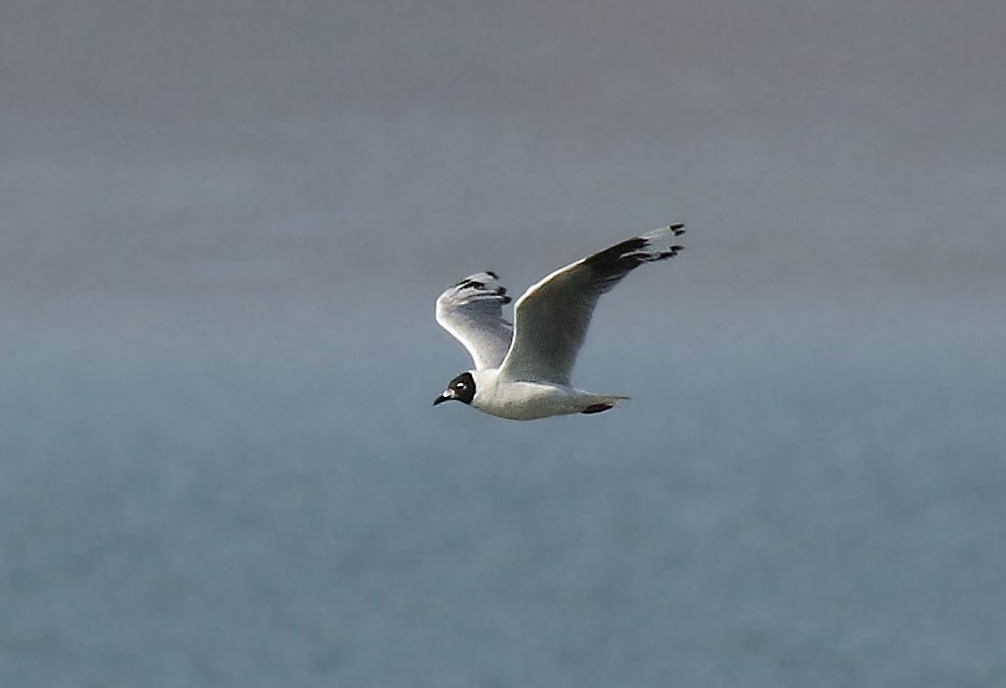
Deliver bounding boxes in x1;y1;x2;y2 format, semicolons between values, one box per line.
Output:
472;377;586;421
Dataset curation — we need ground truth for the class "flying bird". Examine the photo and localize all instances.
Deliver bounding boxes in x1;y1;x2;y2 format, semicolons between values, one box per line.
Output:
433;224;685;420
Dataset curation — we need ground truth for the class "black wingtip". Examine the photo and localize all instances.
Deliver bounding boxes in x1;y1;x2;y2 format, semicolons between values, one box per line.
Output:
584;236;649;273
668;223;685;236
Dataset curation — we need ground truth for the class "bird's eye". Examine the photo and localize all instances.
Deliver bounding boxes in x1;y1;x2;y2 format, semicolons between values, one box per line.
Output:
455;382;465;389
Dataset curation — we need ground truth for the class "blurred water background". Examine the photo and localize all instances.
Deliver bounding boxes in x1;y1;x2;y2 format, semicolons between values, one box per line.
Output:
2;1;1004;686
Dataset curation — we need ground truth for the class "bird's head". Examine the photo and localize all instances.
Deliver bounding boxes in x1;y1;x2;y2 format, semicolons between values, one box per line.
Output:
433;371;476;407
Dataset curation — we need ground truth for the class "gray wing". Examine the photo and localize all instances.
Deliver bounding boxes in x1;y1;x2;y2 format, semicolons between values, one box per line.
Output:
435;271;514;370
499;224;684;385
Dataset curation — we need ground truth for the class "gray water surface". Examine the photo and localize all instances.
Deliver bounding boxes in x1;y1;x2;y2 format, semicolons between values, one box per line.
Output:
1;326;1002;687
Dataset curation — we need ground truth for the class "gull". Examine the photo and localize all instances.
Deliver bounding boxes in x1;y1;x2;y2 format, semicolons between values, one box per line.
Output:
433;224;685;420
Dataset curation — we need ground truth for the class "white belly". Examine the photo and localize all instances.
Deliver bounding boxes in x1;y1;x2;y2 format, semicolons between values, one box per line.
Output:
472;381;591;421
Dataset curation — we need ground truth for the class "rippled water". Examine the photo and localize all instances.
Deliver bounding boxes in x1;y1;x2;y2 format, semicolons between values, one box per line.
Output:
1;320;1003;688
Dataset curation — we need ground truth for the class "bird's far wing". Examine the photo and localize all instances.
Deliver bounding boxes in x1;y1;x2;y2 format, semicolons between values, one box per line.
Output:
499;224;684;385
435;271;514;370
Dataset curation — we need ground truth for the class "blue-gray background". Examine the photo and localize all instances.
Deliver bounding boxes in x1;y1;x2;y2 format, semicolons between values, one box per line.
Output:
2;1;1004;686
